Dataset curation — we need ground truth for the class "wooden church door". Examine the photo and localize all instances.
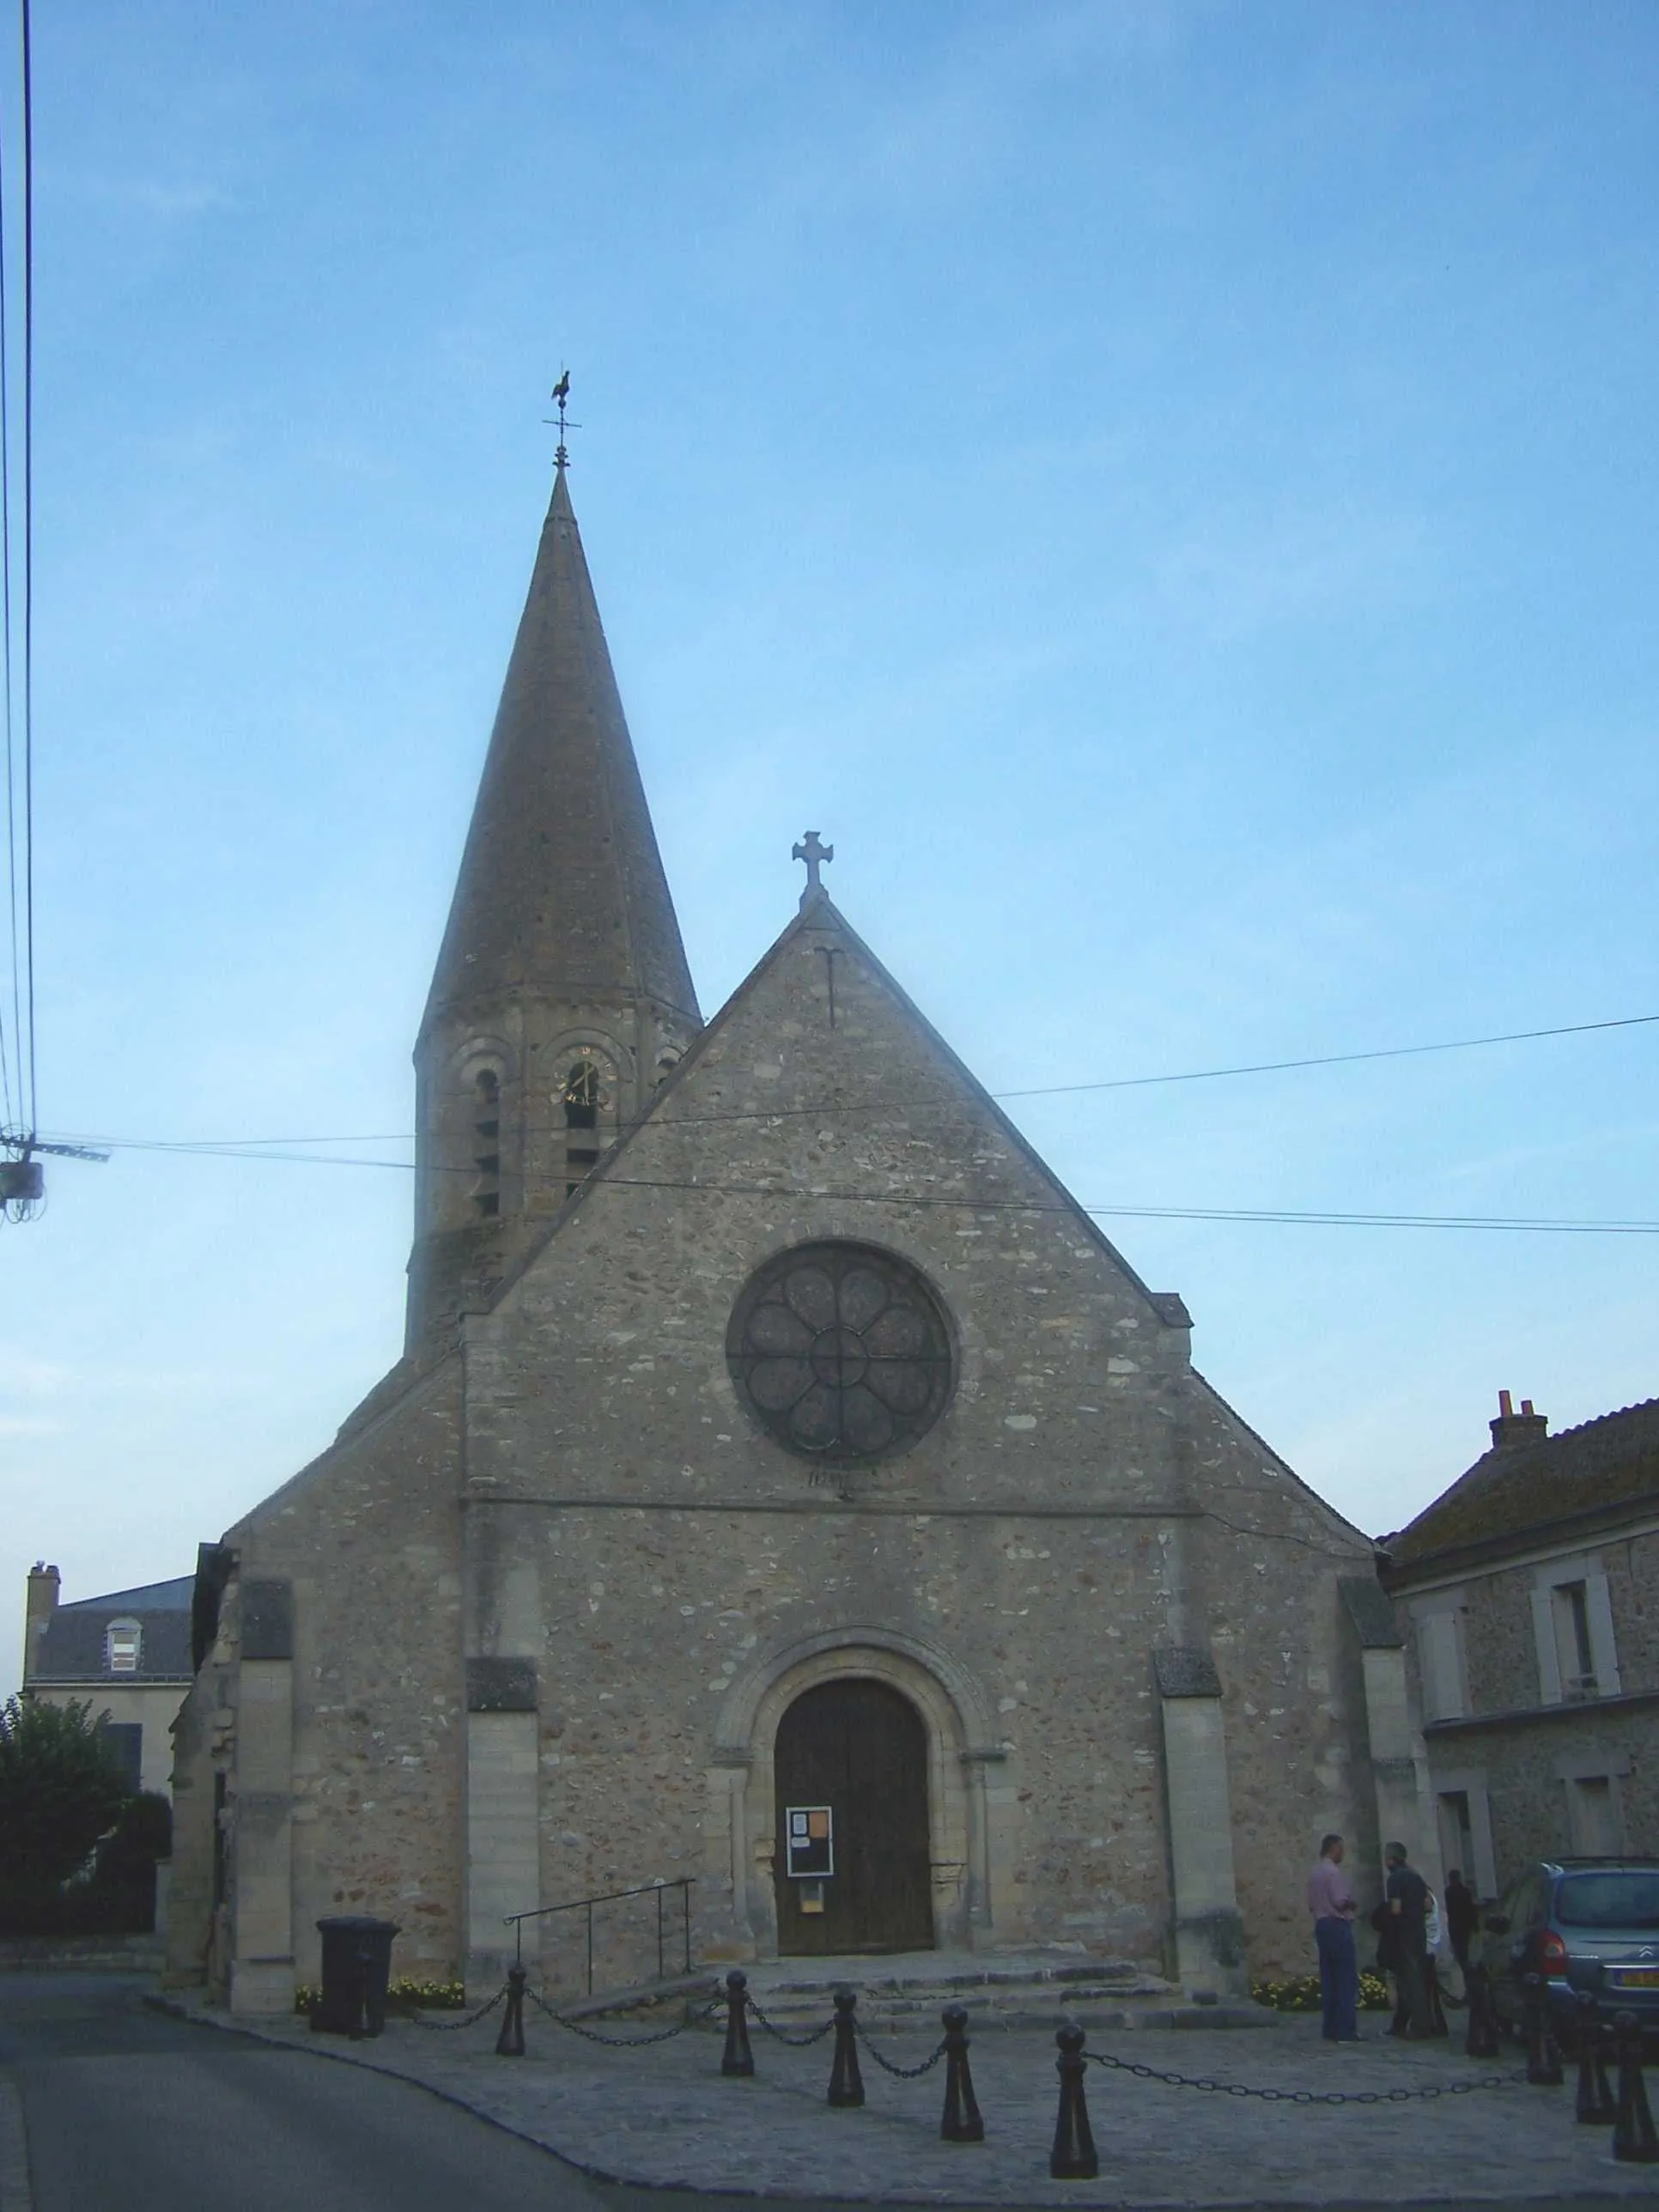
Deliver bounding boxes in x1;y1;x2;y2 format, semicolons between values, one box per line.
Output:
773;1679;934;1954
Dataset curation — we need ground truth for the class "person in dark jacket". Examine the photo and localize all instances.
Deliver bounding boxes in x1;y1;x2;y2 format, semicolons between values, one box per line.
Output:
1382;1841;1436;2039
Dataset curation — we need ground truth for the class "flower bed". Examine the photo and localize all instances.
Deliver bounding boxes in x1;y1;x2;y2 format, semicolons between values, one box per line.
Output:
1251;1972;1391;2012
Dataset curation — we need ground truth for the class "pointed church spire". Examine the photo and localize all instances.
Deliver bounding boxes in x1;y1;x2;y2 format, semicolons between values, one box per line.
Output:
408;454;702;1344
422;461;700;1030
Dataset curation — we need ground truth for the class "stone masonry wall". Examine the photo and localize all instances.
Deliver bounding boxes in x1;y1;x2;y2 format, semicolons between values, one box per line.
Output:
1419;1522;1659;1894
227;1356;468;1986
462;904;1379;1984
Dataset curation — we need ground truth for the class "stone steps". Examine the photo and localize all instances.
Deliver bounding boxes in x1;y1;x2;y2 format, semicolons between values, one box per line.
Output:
543;1951;1273;2035
710;1949;1278;2033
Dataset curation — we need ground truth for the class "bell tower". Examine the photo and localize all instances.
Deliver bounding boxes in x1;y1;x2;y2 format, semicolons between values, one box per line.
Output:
407;454;702;1344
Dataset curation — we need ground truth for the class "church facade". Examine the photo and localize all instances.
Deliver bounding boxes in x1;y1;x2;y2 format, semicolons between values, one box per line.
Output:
167;461;1430;2013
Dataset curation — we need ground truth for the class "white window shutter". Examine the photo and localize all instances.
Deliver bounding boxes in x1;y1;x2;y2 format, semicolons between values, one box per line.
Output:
1585;1574;1621;1698
1531;1586;1563;1705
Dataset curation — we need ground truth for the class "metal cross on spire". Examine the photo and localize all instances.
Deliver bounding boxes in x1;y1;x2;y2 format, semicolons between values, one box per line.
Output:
546;369;581;469
793;830;834;906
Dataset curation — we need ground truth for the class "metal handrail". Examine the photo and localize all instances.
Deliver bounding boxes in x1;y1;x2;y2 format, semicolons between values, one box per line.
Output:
502;1875;695;1991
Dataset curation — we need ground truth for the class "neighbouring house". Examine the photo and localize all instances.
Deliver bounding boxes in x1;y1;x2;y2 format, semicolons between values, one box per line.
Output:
1380;1391;1659;1899
165;453;1431;2016
21;1564;194;1796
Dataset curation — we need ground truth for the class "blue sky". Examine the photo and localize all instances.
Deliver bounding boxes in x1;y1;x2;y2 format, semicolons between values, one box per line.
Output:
3;1;1656;1695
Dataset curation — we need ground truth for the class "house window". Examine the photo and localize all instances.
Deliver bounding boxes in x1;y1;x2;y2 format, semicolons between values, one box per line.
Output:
1432;1771;1498;1897
1553;1582;1596;1699
1437;1790;1475;1886
1566;1773;1624;1855
100;1721;143;1790
105;1618;142;1674
1531;1558;1621;1705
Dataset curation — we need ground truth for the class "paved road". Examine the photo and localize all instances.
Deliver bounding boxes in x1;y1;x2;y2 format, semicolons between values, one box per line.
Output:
0;1974;614;2212
0;1975;1640;2211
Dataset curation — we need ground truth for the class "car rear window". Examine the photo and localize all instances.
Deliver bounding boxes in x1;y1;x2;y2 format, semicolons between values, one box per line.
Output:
1557;1873;1659;1929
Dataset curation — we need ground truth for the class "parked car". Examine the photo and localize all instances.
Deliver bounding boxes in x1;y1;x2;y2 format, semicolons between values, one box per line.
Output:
1479;1857;1659;2045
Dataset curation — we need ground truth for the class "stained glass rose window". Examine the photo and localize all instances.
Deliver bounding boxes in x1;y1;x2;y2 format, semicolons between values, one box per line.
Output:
726;1242;954;1463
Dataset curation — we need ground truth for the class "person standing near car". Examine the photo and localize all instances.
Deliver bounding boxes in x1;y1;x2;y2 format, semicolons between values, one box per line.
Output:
1384;1841;1436;2039
1308;1832;1361;2043
1444;1869;1479;1998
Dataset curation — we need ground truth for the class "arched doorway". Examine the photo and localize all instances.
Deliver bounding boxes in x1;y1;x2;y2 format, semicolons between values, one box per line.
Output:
773;1678;933;1954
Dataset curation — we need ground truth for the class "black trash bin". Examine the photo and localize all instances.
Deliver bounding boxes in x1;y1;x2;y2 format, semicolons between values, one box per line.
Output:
313;1915;400;2039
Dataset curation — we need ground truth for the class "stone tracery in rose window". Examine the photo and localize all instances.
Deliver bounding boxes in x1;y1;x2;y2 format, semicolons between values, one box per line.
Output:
726;1242;954;1465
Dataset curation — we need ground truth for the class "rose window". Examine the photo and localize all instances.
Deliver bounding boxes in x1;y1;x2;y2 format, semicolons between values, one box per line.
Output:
726;1242;954;1464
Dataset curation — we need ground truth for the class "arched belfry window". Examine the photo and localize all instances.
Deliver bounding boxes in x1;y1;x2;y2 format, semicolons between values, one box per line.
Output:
561;1054;614;1197
472;1067;501;1218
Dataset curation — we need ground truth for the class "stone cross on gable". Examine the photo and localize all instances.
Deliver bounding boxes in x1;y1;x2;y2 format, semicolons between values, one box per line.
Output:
793;830;834;906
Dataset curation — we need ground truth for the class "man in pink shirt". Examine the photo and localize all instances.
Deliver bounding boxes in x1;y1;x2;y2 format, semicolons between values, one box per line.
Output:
1308;1832;1360;2043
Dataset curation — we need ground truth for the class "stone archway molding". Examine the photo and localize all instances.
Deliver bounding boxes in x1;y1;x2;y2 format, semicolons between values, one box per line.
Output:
713;1623;1002;1762
703;1625;1007;1963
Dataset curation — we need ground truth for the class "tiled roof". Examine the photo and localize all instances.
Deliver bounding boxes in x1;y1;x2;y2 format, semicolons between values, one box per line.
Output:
32;1575;196;1684
1384;1398;1659;1569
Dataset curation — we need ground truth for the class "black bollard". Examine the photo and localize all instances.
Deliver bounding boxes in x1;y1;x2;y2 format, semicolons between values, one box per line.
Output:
1612;2009;1659;2164
1522;1971;1565;2086
939;2004;985;2143
828;1988;865;2108
1463;1964;1501;2059
1049;2022;1098;2181
721;1969;755;2078
495;1964;527;2057
1574;1990;1618;2124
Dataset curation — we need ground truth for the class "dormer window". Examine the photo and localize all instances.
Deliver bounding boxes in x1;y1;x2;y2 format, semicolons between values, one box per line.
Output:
106;1618;142;1674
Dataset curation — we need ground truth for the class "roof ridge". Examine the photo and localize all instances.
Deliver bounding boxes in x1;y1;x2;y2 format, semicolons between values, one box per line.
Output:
1386;1392;1659;1566
1542;1395;1659;1446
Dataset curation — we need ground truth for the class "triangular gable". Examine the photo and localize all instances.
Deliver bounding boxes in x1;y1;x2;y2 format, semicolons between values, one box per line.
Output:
470;888;1370;1543
491;889;1172;1323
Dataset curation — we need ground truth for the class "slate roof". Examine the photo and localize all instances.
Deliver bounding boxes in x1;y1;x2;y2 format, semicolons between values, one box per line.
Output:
421;460;702;1036
31;1574;196;1683
1382;1399;1659;1571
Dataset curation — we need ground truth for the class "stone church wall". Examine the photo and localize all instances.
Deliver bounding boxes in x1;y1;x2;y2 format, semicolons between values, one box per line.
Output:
454;909;1382;1984
168;1358;470;2005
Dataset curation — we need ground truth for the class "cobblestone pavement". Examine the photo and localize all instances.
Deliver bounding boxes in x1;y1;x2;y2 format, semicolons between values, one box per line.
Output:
157;1993;1659;2206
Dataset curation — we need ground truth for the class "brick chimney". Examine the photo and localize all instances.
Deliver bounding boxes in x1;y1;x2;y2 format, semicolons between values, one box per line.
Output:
1490;1389;1549;1450
23;1561;59;1682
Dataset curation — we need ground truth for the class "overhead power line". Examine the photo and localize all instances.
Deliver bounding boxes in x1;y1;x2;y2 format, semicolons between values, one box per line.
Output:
39;1005;1659;1161
24;1137;1659;1236
0;0;33;1155
20;0;33;1136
